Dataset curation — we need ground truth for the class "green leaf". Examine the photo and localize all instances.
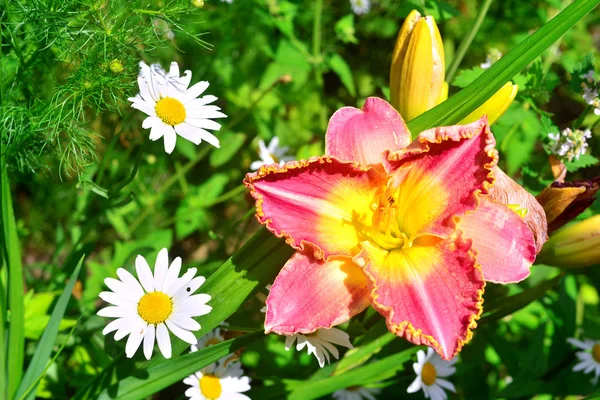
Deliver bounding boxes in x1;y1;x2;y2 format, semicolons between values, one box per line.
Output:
16;256;84;400
451;66;485;88
1;161;25;400
75;228;294;399
565;153;599;172
327;54;357;97
209;133;246;168
334;14;358;44
285;348;418;400
407;0;600;134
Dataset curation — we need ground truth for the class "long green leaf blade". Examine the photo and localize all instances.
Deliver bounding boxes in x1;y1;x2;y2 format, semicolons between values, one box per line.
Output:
1;157;25;400
15;256;84;400
407;0;600;134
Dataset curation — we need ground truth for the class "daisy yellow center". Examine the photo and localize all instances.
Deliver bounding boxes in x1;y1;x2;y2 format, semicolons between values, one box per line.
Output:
155;97;186;126
199;375;222;399
422;362;437;386
270;153;280;163
137;292;173;324
593;344;600;363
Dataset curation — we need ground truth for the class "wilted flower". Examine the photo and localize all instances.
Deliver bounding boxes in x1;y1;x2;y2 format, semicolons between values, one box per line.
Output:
250;137;294;171
567;338;600;385
109;59;123;74
390;10;446;120
480;48;503;69
128;61;227;154
98;249;212;359
538;215;600;268
407;347;457;400
183;359;250;400
547;127;592;162
350;0;371;15
284;328;353;368
536;177;599;233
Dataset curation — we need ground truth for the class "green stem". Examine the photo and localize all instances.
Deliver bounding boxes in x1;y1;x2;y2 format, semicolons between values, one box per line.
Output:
573;104;592;129
128;146;211;233
445;0;494;83
312;0;326;130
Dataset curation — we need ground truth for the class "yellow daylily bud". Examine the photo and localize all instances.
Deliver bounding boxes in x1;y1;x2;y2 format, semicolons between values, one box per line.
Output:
539;215;600;268
460;82;518;125
390;11;445;121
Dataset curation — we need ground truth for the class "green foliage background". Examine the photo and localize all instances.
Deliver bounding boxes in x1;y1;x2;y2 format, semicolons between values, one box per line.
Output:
1;0;600;399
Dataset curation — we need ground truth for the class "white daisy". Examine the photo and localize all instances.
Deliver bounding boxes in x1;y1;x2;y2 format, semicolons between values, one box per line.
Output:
192;328;226;352
333;386;380;400
284;328;353;368
250;137;293;171
98;248;212;360
350;0;371;15
407;347;457;400
183;359;251;400
567;337;600;384
128;61;227;154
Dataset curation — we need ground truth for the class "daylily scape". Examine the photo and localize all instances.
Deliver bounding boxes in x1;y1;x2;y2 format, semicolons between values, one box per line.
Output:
244;97;548;360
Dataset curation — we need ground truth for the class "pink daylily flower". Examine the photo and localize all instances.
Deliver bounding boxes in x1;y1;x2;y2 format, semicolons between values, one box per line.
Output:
244;97;547;360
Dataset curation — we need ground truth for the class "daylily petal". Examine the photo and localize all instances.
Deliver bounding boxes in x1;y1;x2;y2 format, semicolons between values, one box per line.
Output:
459;197;536;283
244;157;388;259
325;97;411;165
355;234;484;360
264;251;370;335
488;167;548;253
385;118;497;238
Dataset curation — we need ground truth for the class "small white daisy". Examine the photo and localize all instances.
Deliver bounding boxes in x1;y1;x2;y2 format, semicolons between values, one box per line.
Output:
250;137;293;171
333;386;381;400
128;61;227;154
567;337;600;384
284;328;353;368
407;347;457;400
98;248;212;360
183;359;251;400
192;328;226;352
350;0;371;15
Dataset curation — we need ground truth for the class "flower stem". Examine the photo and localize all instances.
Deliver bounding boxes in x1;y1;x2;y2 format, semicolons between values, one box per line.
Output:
312;0;326;130
445;0;494;83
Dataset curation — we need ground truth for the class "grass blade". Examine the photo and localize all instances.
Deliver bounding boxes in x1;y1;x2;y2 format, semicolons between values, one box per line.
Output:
1;155;25;400
15;256;84;400
407;0;600;134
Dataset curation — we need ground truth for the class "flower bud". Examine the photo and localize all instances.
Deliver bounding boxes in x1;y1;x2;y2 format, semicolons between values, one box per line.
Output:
460;82;518;125
539;215;600;268
390;10;445;121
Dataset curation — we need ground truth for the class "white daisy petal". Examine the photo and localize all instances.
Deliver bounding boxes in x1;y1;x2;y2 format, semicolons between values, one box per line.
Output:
184;387;198;398
172;277;207;302
156;323;172;359
142;116;162;130
178;295;213;317
166;320;198;344
168;313;201;331
98;305;137;318
163;125;177;154
116;268;144;298
168;61;180;79
125;321;146;358
143;323;156;360
184;81;210;103
98;291;133;307
167;268;198;297
135;255;155;293
102;317;131;335
407;377;422;393
182;127;220;148
187;95;218;108
185;118;222;131
149;123;168;141
132;101;156;116
153;248;170;289
174;123;203;145
568;338;594;350
161;257;182;294
436;378;456;393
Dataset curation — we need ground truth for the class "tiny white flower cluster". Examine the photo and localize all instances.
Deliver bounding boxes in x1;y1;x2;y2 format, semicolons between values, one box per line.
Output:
480;48;503;70
581;70;600;116
350;0;371;15
547;127;592;162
